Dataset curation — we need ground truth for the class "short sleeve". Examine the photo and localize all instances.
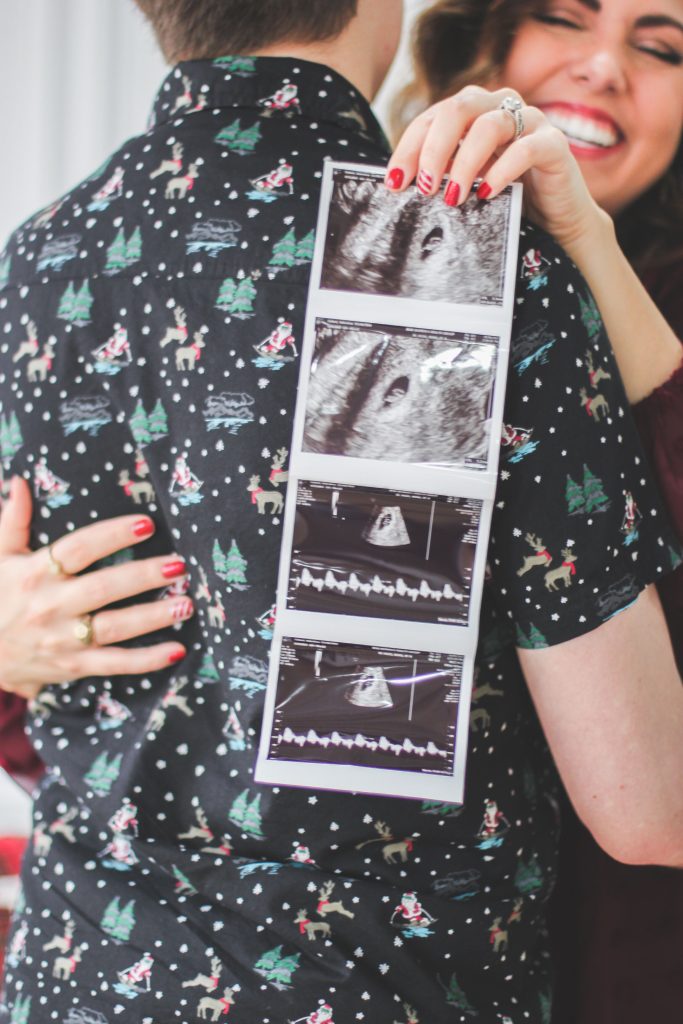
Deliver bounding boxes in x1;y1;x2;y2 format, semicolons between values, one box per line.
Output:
488;224;682;650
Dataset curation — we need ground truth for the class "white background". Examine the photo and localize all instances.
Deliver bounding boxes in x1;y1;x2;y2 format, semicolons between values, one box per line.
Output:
0;0;426;831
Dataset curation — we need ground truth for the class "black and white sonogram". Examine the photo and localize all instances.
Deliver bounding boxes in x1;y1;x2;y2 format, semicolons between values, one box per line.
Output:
321;167;511;305
288;482;482;625
269;639;462;774
303;319;497;468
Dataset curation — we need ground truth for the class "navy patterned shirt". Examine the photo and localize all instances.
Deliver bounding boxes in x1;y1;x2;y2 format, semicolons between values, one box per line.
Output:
0;57;678;1024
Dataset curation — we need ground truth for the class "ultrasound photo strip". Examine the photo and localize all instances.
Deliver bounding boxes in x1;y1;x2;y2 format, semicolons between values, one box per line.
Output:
255;162;523;803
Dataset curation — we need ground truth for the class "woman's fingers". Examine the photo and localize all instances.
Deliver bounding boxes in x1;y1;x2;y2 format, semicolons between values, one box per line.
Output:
91;596;194;647
0;476;33;556
385;103;445;192
63;553;187;617
43;513;158;577
447;106;537;203
57;641;187;683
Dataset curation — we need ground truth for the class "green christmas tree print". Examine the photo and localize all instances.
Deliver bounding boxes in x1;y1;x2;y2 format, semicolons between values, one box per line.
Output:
269;228;297;268
216;277;237;310
71;280;94;324
101;896;122;936
1;412;23;463
669;545;683;570
112;899;136;942
0;255;11;291
228;789;249;828
225;539;248;586
129;400;152;447
212;539;228;577
254;945;300;987
539;989;553;1024
515;855;544;894
173;864;197;894
125;227;142;265
215;118;242;147
232;122;261;154
10;993;31;1024
148;399;168;439
57;281;76;321
105;228;128;274
213;55;255;75
579;292;602;339
230;277;257;317
198;651;220;683
583;464;610;513
443;973;476;1013
85;751;122;796
565;474;585;515
528;623;548;649
240;793;264;837
295;230;315;263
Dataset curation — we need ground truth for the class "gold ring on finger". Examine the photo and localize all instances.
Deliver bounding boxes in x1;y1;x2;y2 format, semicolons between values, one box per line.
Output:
47;543;70;577
74;613;95;647
500;96;525;141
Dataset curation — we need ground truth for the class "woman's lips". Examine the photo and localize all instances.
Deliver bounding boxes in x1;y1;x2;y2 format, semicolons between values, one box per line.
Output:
538;103;625;155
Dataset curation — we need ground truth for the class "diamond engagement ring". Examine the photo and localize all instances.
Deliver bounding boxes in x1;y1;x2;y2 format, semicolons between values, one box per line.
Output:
74;614;95;646
500;96;525;141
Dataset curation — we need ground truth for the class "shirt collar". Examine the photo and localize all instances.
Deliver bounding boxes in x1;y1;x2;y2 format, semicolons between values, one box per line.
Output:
150;56;388;151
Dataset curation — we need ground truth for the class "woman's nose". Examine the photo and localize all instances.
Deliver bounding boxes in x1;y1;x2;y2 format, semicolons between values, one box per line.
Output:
569;47;628;93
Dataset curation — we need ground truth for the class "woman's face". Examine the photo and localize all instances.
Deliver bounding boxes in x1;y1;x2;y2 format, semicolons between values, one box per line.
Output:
495;0;683;215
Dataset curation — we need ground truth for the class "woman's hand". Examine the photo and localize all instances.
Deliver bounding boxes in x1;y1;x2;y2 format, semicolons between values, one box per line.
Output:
385;85;610;255
0;476;192;700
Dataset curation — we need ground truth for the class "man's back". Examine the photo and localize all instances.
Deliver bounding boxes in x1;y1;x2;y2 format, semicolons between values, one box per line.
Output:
0;58;677;1024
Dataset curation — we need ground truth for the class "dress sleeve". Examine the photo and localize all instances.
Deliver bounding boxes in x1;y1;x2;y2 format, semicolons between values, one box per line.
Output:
487;225;682;650
0;692;43;783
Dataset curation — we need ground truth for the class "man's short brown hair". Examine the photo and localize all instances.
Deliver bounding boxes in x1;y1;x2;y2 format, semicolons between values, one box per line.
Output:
135;0;359;64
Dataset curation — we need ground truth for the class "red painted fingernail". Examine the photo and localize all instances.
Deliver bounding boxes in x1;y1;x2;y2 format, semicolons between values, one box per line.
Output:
168;648;186;665
132;518;154;538
385;167;404;190
416;169;433;195
162;559;187;579
477;181;492;200
171;599;194;622
444;181;461;207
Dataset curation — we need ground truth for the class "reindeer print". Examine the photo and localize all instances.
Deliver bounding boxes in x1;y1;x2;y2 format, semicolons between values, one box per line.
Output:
517;533;553;576
13;319;39;362
118;470;155;505
150;142;184;179
160;305;188;347
247;476;284;514
197;986;237;1021
294;910;332;941
27;340;55;382
166;162;200;200
544;548;578;591
580;387;610;421
175;330;206;370
316;882;355;919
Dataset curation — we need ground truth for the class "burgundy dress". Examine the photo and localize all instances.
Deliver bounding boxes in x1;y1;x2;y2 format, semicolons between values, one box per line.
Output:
551;265;683;1024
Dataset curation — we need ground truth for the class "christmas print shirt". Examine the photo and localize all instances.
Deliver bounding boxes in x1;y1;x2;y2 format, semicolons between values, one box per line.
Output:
0;58;679;1024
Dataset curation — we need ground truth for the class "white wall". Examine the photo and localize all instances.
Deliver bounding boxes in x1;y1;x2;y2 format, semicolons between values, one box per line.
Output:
0;0;427;244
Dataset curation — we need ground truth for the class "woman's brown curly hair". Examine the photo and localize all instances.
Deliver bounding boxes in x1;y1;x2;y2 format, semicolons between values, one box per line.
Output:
393;0;683;276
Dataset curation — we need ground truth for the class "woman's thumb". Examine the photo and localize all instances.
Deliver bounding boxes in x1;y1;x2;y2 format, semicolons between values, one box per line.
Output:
0;476;33;554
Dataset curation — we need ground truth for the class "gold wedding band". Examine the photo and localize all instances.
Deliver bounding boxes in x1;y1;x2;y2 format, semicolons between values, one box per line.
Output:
74;614;95;646
47;543;69;577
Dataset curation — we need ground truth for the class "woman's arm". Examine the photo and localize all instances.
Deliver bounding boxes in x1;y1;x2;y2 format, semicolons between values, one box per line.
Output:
386;86;683;403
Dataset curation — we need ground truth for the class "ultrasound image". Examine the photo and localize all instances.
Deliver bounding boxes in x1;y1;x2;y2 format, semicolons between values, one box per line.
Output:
288;482;482;625
321;169;511;305
303;320;497;468
270;639;462;774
